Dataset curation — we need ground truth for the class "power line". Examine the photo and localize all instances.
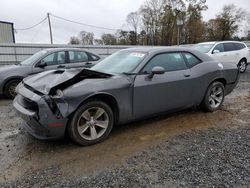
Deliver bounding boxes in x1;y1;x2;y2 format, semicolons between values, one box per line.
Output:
15;16;48;31
50;13;118;31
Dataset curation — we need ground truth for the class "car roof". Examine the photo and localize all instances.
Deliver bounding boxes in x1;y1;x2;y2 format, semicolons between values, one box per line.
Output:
42;48;94;53
197;41;246;45
121;46;194;53
120;46;213;62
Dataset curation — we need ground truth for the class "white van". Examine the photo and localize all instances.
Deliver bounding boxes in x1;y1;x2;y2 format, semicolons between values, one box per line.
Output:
193;41;250;73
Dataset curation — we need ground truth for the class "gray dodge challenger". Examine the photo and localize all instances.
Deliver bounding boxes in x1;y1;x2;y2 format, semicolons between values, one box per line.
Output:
13;47;239;145
0;48;100;99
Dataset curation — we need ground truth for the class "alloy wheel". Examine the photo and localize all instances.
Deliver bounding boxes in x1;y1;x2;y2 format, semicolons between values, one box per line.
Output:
208;85;223;109
239;61;246;73
77;107;109;140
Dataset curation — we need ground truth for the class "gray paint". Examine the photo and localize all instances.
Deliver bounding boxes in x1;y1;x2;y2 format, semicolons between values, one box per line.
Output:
0;48;100;94
13;47;239;139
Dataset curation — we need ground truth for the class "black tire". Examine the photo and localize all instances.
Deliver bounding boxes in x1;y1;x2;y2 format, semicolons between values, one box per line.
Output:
68;101;114;146
4;79;21;99
238;59;247;73
201;81;225;112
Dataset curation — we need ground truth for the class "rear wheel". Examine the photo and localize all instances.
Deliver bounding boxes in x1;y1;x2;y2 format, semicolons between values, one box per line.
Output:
68;101;114;146
201;81;225;112
238;59;247;73
4;79;21;99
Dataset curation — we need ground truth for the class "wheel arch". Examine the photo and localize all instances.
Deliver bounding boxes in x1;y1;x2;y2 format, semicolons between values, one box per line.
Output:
3;76;24;93
200;77;226;105
71;92;120;125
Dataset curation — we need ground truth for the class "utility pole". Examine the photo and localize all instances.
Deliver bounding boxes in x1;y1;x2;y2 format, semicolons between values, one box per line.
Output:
47;13;53;44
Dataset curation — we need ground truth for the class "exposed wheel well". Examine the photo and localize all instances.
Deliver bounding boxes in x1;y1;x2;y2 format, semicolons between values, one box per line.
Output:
78;94;119;124
212;78;227;86
239;57;247;64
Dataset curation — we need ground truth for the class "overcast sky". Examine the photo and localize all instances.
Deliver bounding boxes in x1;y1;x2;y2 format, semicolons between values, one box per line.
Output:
0;0;249;44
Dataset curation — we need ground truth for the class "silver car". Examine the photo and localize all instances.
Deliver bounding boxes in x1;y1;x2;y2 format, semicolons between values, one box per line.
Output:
0;48;100;98
13;47;239;146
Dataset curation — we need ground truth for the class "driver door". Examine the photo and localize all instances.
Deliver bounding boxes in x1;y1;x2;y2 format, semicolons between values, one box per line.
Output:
133;52;193;119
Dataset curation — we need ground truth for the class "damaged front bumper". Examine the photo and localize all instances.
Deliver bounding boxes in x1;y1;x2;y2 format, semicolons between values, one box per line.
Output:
13;83;68;140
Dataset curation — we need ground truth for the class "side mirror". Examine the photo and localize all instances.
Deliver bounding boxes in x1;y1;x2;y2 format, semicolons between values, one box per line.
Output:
213;49;220;54
148;66;165;79
37;61;47;68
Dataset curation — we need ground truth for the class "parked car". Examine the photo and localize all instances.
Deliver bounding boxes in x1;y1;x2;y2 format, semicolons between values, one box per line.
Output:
0;48;100;99
193;41;250;73
13;47;239;146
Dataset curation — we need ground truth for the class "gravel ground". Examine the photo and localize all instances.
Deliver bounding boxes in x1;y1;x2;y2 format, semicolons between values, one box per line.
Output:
1;125;249;188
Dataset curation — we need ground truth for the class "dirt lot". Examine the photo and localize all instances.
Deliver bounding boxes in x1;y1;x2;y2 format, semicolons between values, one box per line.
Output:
0;68;249;187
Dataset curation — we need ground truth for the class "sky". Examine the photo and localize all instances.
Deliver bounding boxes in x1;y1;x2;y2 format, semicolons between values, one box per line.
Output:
0;0;249;44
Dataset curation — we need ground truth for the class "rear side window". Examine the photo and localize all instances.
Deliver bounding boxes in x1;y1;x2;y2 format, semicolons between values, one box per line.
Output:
223;43;235;52
234;43;246;50
142;53;187;73
183;53;201;67
68;51;89;63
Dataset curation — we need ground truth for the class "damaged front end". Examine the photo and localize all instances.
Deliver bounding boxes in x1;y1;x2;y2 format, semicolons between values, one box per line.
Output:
13;68;112;140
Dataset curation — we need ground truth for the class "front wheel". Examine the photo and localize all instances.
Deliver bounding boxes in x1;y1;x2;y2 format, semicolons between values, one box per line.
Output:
68;101;114;146
238;59;247;73
4;79;21;99
201;81;225;112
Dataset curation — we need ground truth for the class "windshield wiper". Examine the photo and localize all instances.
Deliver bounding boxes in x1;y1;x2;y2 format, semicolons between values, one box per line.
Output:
122;72;137;75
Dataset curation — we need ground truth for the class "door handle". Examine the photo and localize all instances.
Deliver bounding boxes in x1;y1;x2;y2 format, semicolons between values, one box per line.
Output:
184;74;191;77
57;65;65;69
85;62;92;65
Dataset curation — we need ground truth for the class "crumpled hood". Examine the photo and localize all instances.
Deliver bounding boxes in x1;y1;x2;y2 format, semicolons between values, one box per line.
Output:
23;68;112;95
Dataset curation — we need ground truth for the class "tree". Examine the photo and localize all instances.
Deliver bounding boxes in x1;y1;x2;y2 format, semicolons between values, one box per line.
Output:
69;36;80;45
126;12;141;45
101;33;117;45
78;31;95;45
183;0;207;44
206;4;246;40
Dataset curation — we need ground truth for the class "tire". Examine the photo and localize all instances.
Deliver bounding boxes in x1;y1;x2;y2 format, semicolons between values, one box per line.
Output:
201;81;225;112
68;101;114;146
238;59;247;73
4;79;22;99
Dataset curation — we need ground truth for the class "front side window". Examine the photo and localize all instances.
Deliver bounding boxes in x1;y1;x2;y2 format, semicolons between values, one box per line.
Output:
69;51;89;63
41;51;66;66
142;53;187;73
213;44;224;53
183;53;201;67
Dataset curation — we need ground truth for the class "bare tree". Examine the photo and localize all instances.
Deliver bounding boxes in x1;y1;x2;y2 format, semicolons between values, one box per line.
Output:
78;31;95;45
126;11;141;44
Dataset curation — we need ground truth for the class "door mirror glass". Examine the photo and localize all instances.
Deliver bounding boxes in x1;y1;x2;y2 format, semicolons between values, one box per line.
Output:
213;49;220;54
148;66;165;79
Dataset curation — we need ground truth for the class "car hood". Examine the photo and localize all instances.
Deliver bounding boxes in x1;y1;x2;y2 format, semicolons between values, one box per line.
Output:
0;64;23;72
23;68;113;95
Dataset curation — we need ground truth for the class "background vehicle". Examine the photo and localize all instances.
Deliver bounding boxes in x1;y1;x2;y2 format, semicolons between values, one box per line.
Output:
13;47;239;146
193;41;250;73
0;48;100;98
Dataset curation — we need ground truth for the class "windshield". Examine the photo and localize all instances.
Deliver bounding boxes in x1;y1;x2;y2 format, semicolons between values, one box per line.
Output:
91;51;146;74
20;50;47;65
193;44;214;53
